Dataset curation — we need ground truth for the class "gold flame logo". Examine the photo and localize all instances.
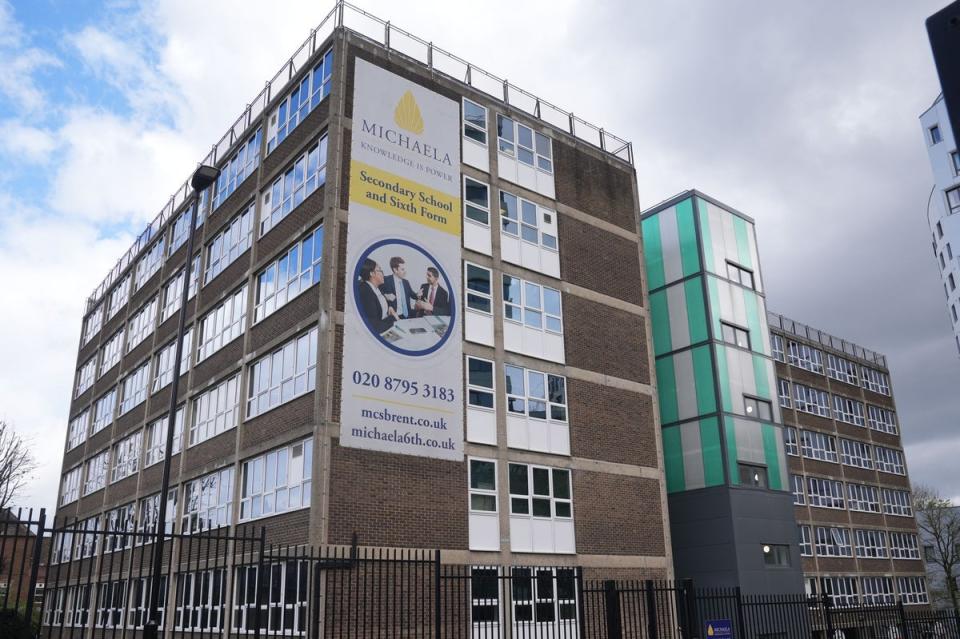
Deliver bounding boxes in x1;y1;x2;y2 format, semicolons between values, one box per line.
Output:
707;625;715;637
394;90;424;134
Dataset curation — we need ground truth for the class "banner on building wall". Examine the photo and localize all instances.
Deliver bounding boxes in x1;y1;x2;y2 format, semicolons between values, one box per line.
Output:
339;58;463;461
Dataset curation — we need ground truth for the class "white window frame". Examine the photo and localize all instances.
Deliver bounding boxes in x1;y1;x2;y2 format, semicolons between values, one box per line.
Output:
840;438;873;469
882;488;912;516
107;274;131;320
462;98;488;146
213;129;261;211
197;286;247;361
815;526;852;557
855;529;888;559
504;364;568;423
867;405;898;434
253;225;324;322
502;275;563;334
260;135;327;236
832;395;865;426
784;427;799;456
826;353;858;385
496;114;553;174
862;577;895;605
82;305;103;345
820;577;859;607
792;383;830;418
874;446;906;475
777;378;791;408
499;189;558;252
67;410;89;451
135;239;165;290
161;255;200;322
60;466;81;506
232;561;309;635
169;208;191;255
128;576;167;629
860;366;890;395
807;477;844;509
152;328;193;393
110;430;142;483
791;474;805;504
136;489;177;544
897;576;929;605
74;516;100;559
181;467;234;534
798;525;812;556
246;326;318;419
91;387;117;434
469;457;497;515
463;176;490;227
465;262;492;315
174;569;226;631
847;483;881;513
205;202;254;283
800;429;838;463
266;47;333;153
770;333;785;362
95;579;127;629
144;408;184;468
190;374;240;447
100;329;124;377
239;438;313;522
83;450;109;496
119;362;149;415
787;340;824;374
466;356;495;411
103;502;135;553
126;298;158;352
508;464;573;521
75;357;96;397
726;261;755;289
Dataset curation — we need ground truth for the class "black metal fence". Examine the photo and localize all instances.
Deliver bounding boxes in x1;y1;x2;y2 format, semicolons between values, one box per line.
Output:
3;508;960;638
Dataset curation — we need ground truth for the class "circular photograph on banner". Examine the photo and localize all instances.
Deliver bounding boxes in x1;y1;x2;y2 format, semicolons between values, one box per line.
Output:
352;239;457;356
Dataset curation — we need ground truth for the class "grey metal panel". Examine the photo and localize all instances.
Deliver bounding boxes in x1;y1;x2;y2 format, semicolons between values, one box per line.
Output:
666;281;691;351
680;420;705;490
659;205;684;284
673;350;698;421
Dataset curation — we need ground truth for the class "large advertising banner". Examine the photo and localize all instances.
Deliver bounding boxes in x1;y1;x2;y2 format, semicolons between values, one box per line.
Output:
339;58;463;461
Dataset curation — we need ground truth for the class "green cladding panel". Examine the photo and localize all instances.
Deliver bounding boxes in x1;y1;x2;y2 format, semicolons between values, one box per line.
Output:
642;215;666;291
656;346;717;427
642;198;701;291
661;418;725;493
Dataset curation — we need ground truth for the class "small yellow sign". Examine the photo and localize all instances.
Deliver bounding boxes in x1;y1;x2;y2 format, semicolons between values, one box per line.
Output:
349;160;461;236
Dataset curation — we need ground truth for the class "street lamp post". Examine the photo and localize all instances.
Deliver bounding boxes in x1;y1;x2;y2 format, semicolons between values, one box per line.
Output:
144;164;220;639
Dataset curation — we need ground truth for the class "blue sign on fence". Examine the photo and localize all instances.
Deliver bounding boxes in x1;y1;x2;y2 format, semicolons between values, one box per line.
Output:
705;618;733;638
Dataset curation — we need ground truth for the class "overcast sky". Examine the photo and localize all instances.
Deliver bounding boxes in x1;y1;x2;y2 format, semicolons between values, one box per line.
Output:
0;0;956;512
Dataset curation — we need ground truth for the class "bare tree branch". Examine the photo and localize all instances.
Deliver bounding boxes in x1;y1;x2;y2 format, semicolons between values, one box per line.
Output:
0;421;37;513
913;483;960;611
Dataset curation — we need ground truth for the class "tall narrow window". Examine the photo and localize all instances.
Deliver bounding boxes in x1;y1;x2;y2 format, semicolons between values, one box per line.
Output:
466;357;494;409
135;239;164;289
190;375;240;446
181;467;234;534
75;357;96;397
464;177;490;226
107;274;131;320
213;129;261;210
266;48;333;152
261;135;327;235
127;298;158;351
83;450;109;496
246;327;318;418
204;203;253;283
197;286;247;361
462;98;488;145
110;431;142;483
254;225;324;321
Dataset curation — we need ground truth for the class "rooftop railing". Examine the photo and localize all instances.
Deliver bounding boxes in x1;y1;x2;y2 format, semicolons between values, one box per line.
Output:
85;1;633;312
767;310;887;368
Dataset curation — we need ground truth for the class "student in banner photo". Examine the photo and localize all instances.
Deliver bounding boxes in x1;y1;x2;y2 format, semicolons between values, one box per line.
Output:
358;258;399;333
379;256;418;319
415;267;450;317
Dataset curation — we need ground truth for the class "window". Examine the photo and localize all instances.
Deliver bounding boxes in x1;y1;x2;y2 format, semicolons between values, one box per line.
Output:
465;263;492;314
67;410;88;451
127;298;158;351
874;446;906;475
205;203;253;283
953;305;958;323
505;365;567;422
60;466;81;505
75;358;96;397
95;580;126;628
254;225;323;321
499;190;558;251
867;405;897;434
930;124;943;145
721;321;751;349
152;328;193;392
107;273;131;319
951;273;956;291
882;488;912;516
82;305;103;345
65;585;91;627
103;502;135;553
952;151;960;176
942;253;948;270
847;483;881;513
832;395;865;426
840;439;873;469
770;333;785;362
197;286;247;361
777;379;791;408
464;177;490;226
826;353;858;385
502;275;562;332
182;467;234;533
820;577;860;607
938;220;945;238
862;577;895;605
496;115;553;173
135;239;164;289
213;129;261;210
110;430;141;483
743;396;772;420
91;387;117;434
119;362;149;414
791;474;804;504
509;464;572;519
860;366;890;395
161;255;200;322
129;576;167;629
100;329;124;376
467;357;494;409
247;327;318;418
815;526;852;557
469;459;497;513
726;261;755;289
897;577;929;605
738;463;767;488
233;561;309;635
51;530;74;564
190;374;240;446
762;544;790;567
73;516;100;559
807;477;844;509
136;489;177;543
83;449;109;496
924;544;936;561
800;430;838;463
784;428;799;456
950;243;955;260
261;135;327;235
267;48;332;152
463;98;487;145
174;569;226;631
144;408;184;467
855;529;888;559
169;207;191;254
792;383;830;418
239;438;312;521
787;340;823;373
798;526;812;556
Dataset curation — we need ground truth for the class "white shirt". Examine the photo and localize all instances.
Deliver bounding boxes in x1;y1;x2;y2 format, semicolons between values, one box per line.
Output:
366;281;389;319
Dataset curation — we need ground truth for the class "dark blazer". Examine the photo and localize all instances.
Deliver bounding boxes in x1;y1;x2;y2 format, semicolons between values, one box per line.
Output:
380;274;418;318
358;281;395;333
418;283;450;317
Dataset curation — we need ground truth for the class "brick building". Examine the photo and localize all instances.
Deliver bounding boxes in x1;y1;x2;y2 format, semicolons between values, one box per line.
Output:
769;312;930;606
50;4;671;633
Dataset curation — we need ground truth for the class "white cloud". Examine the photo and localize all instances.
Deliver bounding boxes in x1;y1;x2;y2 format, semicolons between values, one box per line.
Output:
0;1;60;112
0;119;58;163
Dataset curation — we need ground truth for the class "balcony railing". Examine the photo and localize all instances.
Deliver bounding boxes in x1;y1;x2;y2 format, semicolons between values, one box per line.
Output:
767;310;887;368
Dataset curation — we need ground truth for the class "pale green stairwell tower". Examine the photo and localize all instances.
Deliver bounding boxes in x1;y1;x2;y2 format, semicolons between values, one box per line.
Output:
642;191;804;593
